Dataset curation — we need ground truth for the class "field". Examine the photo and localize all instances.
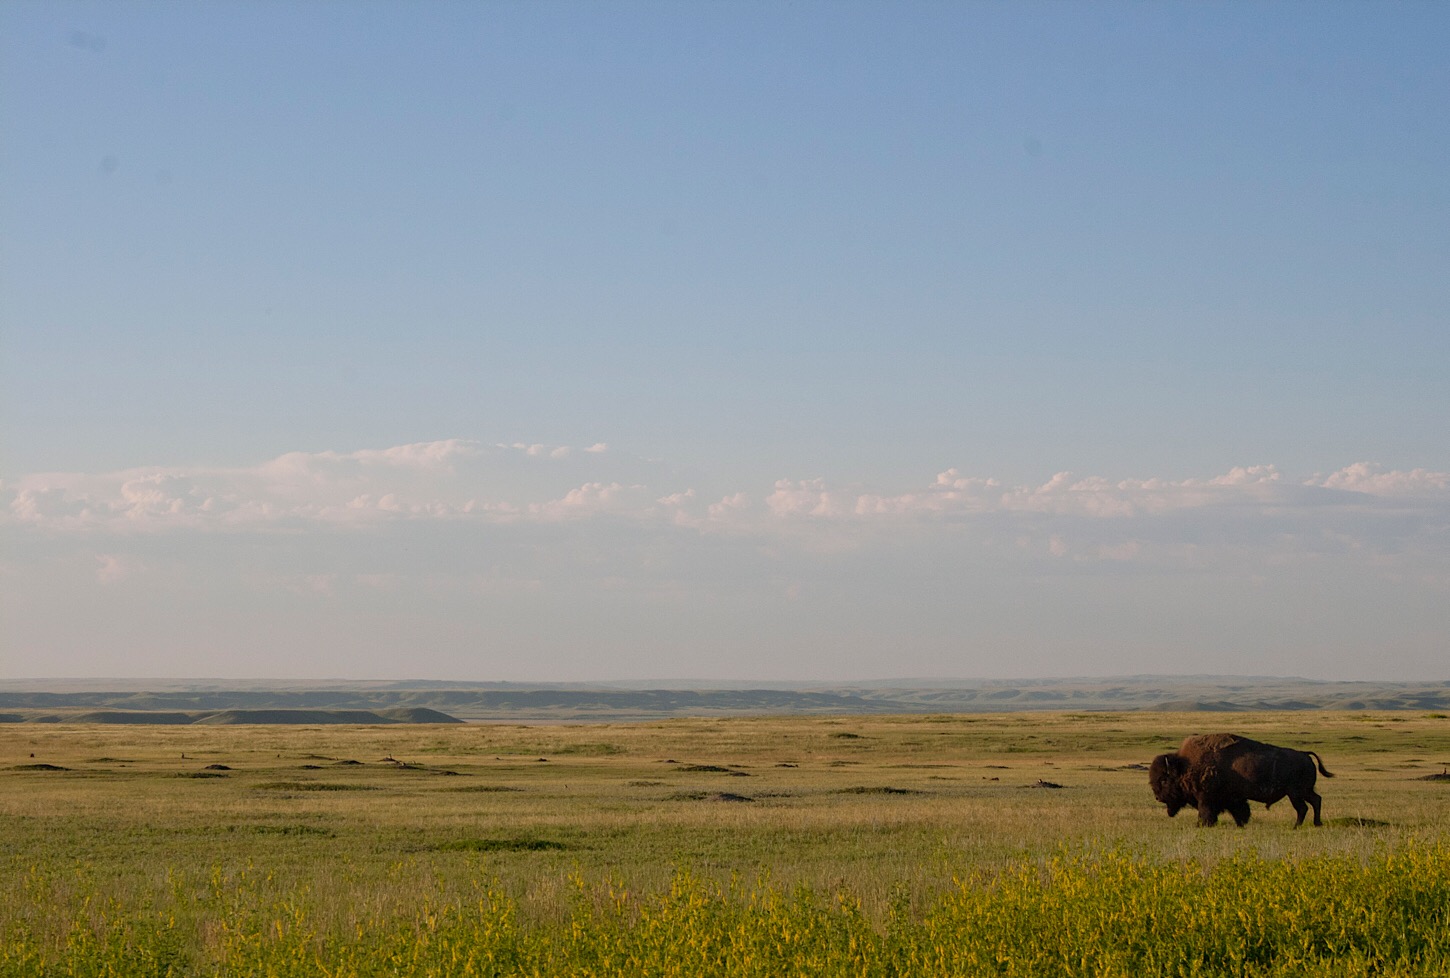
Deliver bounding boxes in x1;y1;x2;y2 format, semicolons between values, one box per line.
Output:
4;711;1449;976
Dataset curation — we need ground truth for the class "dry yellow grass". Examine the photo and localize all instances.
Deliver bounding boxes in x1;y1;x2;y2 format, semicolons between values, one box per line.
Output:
3;711;1448;975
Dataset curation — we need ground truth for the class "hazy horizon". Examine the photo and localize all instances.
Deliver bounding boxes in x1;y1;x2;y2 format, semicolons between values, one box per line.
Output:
0;672;1397;686
3;3;1446;683
3;672;1447;691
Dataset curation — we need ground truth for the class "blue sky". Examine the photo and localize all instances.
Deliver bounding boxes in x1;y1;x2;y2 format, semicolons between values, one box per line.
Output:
2;2;1447;681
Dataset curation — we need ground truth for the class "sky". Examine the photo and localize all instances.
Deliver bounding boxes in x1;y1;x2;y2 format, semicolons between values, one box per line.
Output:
1;2;1447;682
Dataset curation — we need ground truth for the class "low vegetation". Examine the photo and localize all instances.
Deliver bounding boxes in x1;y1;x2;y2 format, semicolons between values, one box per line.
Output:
3;711;1449;976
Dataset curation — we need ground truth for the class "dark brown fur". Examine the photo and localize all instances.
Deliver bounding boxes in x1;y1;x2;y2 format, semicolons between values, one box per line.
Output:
1148;733;1333;828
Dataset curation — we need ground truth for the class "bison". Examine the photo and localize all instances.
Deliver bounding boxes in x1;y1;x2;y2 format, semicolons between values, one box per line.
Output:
1149;733;1334;828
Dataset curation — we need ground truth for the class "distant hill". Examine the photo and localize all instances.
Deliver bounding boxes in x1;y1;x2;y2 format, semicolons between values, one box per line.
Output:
65;711;199;725
1;706;464;725
194;709;411;725
375;707;465;724
0;677;1445;722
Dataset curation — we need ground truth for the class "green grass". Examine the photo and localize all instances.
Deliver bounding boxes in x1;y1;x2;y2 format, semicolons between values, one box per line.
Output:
5;847;1448;976
3;711;1449;975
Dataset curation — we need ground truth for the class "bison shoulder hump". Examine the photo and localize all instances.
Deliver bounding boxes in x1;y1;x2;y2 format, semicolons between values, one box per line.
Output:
1179;733;1241;758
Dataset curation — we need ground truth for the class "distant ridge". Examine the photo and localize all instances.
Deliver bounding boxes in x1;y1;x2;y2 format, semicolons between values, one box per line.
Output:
65;711;199;725
375;707;464;724
1154;700;1249;713
0;677;1445;721
0;707;463;726
193;709;407;725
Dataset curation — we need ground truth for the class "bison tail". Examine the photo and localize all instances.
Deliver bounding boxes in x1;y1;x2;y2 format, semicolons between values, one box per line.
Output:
1307;751;1334;778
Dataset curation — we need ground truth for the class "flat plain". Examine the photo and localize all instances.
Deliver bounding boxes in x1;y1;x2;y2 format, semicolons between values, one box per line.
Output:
4;711;1449;975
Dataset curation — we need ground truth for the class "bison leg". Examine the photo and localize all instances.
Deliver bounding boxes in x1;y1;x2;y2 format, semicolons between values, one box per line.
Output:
1289;796;1308;828
1308;790;1324;827
1227;799;1251;828
1196;802;1220;827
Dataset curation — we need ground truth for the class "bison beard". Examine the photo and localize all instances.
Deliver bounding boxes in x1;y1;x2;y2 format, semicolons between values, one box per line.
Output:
1149;733;1334;828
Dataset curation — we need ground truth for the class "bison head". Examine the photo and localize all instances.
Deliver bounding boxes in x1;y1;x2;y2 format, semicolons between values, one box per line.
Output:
1149;753;1191;817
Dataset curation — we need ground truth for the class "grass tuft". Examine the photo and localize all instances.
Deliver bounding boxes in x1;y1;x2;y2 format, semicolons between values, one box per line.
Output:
254;781;375;791
430;836;570;852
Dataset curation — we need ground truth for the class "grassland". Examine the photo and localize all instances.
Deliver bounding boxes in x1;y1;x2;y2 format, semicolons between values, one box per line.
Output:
3;711;1448;975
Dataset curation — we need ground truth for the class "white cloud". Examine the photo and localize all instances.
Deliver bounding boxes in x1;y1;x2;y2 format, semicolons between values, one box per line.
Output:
750;465;1299;523
95;553;139;584
11;487;96;523
346;439;481;468
1210;465;1281;487
4;444;1447;589
507;442;551;457
708;492;751;519
501;441;598;459
1310;462;1450;496
1;439;639;531
529;482;653;521
1097;540;1143;562
766;479;853;518
5;444;1446;682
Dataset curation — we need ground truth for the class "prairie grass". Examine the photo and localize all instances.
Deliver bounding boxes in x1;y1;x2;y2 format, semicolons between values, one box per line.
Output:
3;711;1448;975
